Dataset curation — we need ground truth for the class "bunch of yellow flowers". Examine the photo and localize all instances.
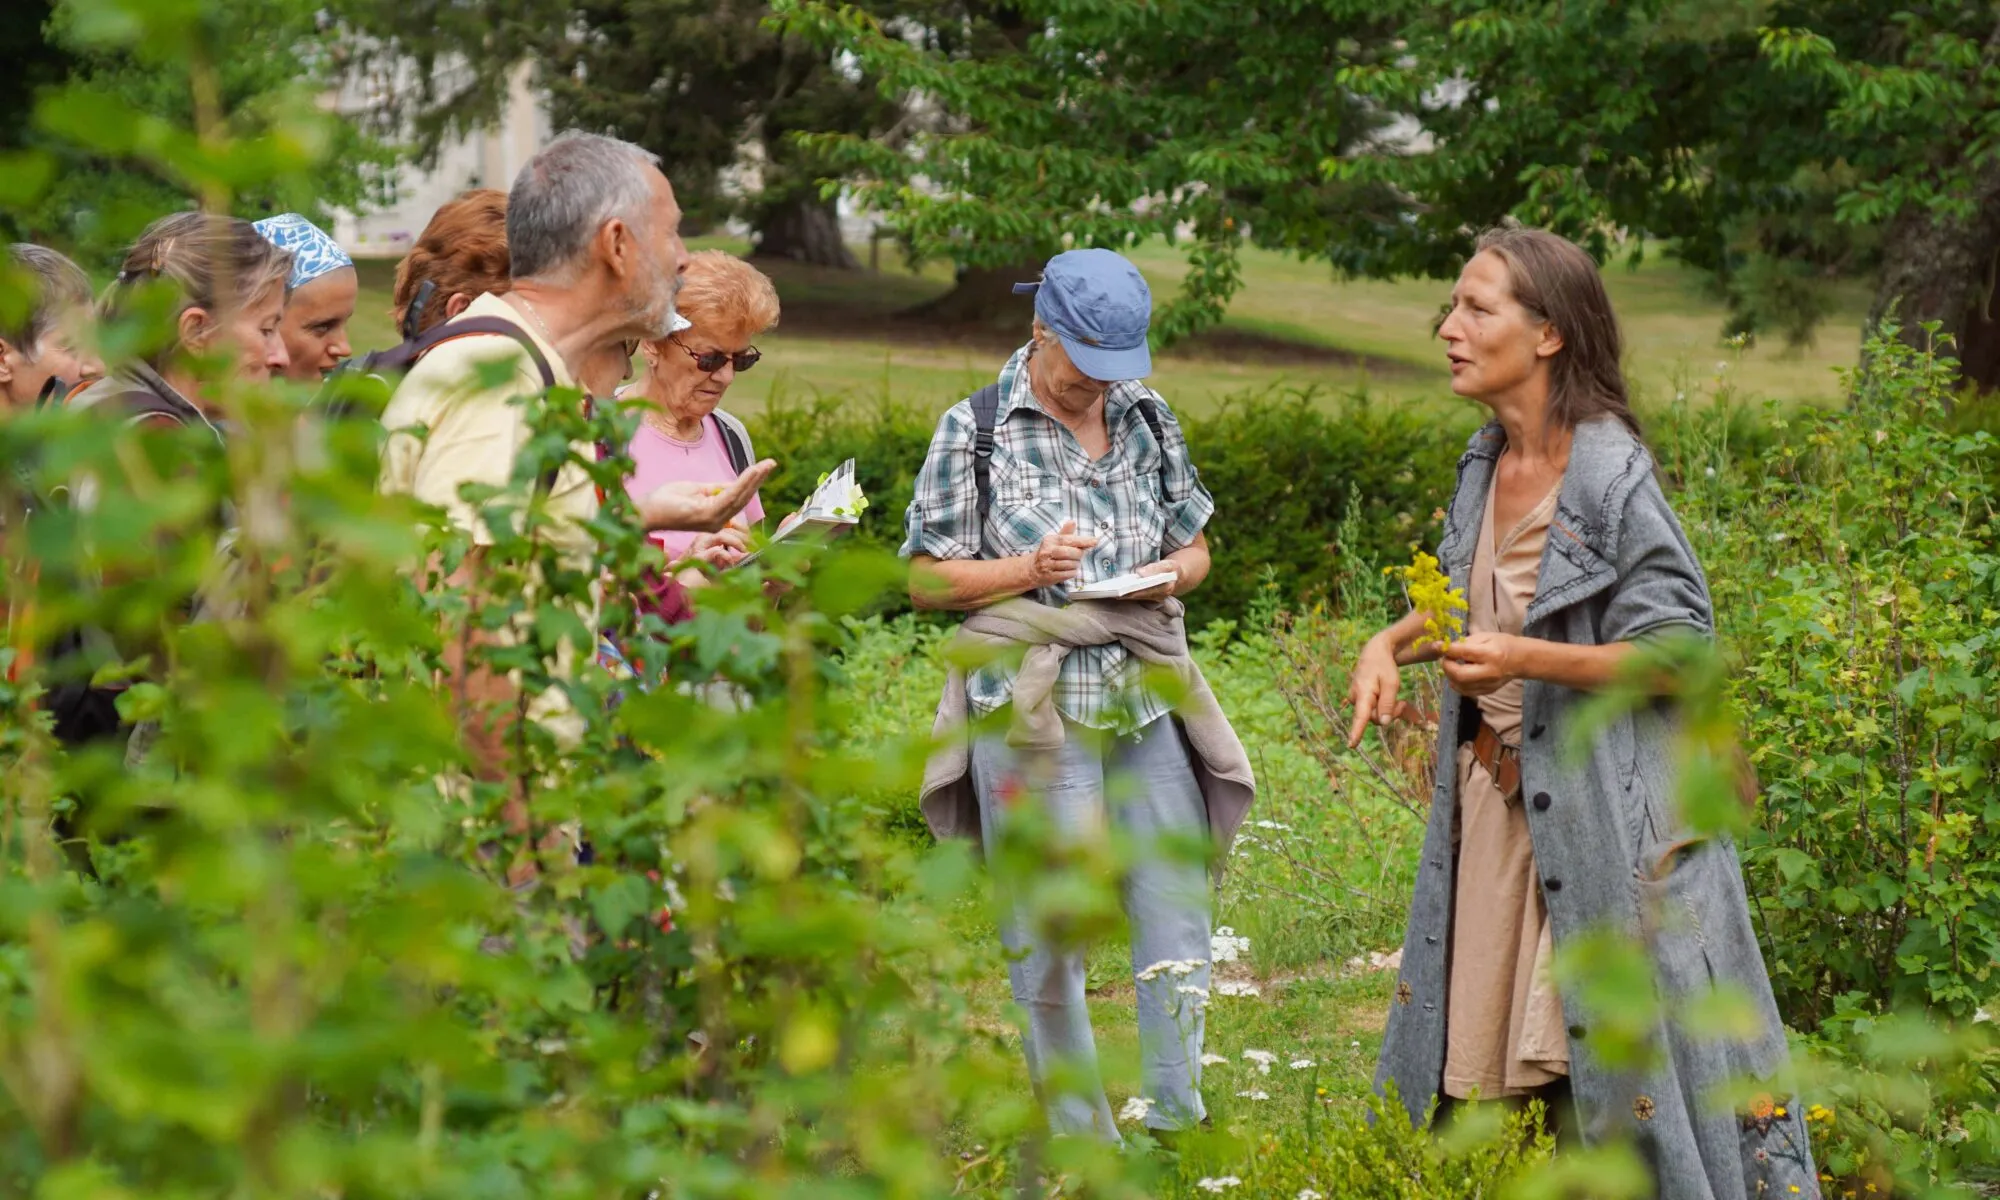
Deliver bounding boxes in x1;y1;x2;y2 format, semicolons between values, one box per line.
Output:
1386;548;1467;651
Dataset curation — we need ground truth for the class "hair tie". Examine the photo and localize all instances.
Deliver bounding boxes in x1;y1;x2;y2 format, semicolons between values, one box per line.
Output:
151;237;174;274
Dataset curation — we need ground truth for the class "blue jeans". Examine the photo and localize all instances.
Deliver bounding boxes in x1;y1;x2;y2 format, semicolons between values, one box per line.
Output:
970;715;1211;1139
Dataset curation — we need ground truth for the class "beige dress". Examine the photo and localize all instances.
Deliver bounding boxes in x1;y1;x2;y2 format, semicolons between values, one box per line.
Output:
1442;472;1570;1100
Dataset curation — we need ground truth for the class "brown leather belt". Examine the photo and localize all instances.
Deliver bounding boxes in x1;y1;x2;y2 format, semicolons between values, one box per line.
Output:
1467;720;1522;800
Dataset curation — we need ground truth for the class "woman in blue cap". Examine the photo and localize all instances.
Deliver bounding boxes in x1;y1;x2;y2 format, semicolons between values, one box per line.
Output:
904;247;1256;1142
254;213;357;381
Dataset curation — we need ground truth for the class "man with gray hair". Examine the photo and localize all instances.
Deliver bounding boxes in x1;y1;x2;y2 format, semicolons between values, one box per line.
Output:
1;243;102;408
380;132;774;819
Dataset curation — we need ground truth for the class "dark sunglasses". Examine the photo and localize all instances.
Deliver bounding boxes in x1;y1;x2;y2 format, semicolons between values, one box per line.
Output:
670;336;761;375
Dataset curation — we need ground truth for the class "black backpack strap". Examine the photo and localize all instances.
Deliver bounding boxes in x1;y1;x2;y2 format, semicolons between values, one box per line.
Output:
364;315;568;492
1133;394;1173;499
969;383;1004;541
363;316;559;391
711;412;751;475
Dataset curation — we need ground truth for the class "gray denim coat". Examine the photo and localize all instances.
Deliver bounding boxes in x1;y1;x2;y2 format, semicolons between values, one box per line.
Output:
1374;418;1818;1200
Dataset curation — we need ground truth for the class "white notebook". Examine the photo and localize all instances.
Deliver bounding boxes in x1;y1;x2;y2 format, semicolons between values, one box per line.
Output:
1068;569;1173;600
733;459;865;567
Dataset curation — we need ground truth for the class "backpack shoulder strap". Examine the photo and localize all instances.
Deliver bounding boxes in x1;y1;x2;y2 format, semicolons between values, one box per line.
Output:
366;315;560;390
969;383;1004;537
1135;394;1171;493
710;412;751;475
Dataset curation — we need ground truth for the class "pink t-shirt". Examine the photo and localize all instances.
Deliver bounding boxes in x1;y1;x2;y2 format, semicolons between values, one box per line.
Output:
624;415;766;560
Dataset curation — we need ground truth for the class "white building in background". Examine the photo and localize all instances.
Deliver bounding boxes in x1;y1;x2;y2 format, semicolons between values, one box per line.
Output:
325;55;880;258
328;62;552;259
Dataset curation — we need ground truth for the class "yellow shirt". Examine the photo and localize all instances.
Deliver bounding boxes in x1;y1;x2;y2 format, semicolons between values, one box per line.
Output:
377;291;599;744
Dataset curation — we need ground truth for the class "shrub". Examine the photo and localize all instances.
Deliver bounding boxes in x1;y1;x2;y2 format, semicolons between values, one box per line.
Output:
1679;321;2000;1023
746;385;1473;627
1169;1087;1562;1199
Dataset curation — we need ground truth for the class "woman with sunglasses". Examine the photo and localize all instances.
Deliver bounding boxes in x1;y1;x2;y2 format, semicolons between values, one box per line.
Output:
620;250;777;622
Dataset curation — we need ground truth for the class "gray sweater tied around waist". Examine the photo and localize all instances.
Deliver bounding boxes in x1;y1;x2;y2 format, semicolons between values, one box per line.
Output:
918;596;1257;874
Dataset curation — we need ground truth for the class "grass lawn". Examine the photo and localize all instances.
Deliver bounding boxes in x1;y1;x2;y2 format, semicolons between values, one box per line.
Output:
348;236;1865;420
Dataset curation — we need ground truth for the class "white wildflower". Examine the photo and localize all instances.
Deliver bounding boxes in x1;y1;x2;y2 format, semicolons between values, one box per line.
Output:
1298;1191;1325;1200
1290;1058;1316;1070
1975;1007;1992;1024
1176;985;1210;1007
1675;391;1686;401
1210;927;1251;964
1349;1040;1361;1047
1117;1096;1155;1124
1215;980;1262;998
1196;1178;1243;1193
1233;1090;1270;1101
1138;958;1206;982
1199;1053;1229;1067
1769;532;1788;543
1704;466;1716;478
1242;1049;1276;1075
1874;428;1888;443
1251;820;1292;831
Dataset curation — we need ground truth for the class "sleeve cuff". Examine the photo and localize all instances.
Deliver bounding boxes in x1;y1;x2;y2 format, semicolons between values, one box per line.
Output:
1160;492;1216;554
901;527;981;561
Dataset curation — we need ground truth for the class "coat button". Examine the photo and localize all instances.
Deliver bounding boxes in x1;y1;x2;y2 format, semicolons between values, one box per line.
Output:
1529;723;1545;740
1568;1024;1586;1039
1544;878;1563;893
1532;792;1551;811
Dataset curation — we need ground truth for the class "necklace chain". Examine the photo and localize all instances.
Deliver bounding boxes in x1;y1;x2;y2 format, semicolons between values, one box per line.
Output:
643;406;705;445
515;294;560;350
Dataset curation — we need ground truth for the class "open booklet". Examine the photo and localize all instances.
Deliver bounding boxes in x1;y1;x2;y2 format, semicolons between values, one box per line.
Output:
731;459;866;567
1067;566;1175;600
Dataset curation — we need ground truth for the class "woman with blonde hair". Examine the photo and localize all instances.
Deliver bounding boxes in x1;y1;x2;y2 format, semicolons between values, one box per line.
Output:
75;211;292;434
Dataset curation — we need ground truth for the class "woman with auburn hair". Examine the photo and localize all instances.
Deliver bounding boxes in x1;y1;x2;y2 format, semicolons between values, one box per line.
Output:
1351;227;1814;1199
75;210;292;432
390;188;513;336
618;249;780;622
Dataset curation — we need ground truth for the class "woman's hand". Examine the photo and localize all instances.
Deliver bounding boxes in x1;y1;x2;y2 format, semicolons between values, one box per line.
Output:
1124;560;1180;601
670;527;749;591
686;527;748;567
1440;632;1520;697
1346;633;1409;748
1026;520;1098;588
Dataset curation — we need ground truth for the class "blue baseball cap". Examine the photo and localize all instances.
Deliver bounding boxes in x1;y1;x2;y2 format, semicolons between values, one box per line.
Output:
1012;248;1152;382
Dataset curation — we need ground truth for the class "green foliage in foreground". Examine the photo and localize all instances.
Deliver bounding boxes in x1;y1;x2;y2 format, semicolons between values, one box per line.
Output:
5;0;390;264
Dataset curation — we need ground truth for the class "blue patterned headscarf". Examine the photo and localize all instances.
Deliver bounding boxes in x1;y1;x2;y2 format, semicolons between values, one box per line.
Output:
253;213;354;291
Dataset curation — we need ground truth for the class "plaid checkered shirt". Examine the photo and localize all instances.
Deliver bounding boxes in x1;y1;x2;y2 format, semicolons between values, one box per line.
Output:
900;343;1215;731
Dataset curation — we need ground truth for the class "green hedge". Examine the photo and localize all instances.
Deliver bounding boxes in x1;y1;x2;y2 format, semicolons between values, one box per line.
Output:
747;387;1475;626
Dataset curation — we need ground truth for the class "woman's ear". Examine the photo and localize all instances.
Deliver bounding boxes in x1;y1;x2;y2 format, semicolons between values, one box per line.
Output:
1535;321;1565;360
177;305;215;352
639;339;662;372
444;292;473;321
0;338;17;386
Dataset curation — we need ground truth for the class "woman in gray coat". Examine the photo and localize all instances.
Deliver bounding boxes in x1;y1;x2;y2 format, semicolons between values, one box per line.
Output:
1347;228;1817;1200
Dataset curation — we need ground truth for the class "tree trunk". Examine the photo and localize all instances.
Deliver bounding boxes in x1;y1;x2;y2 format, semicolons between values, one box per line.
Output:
751;192;859;270
905;258;1052;330
1868;162;2000;392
